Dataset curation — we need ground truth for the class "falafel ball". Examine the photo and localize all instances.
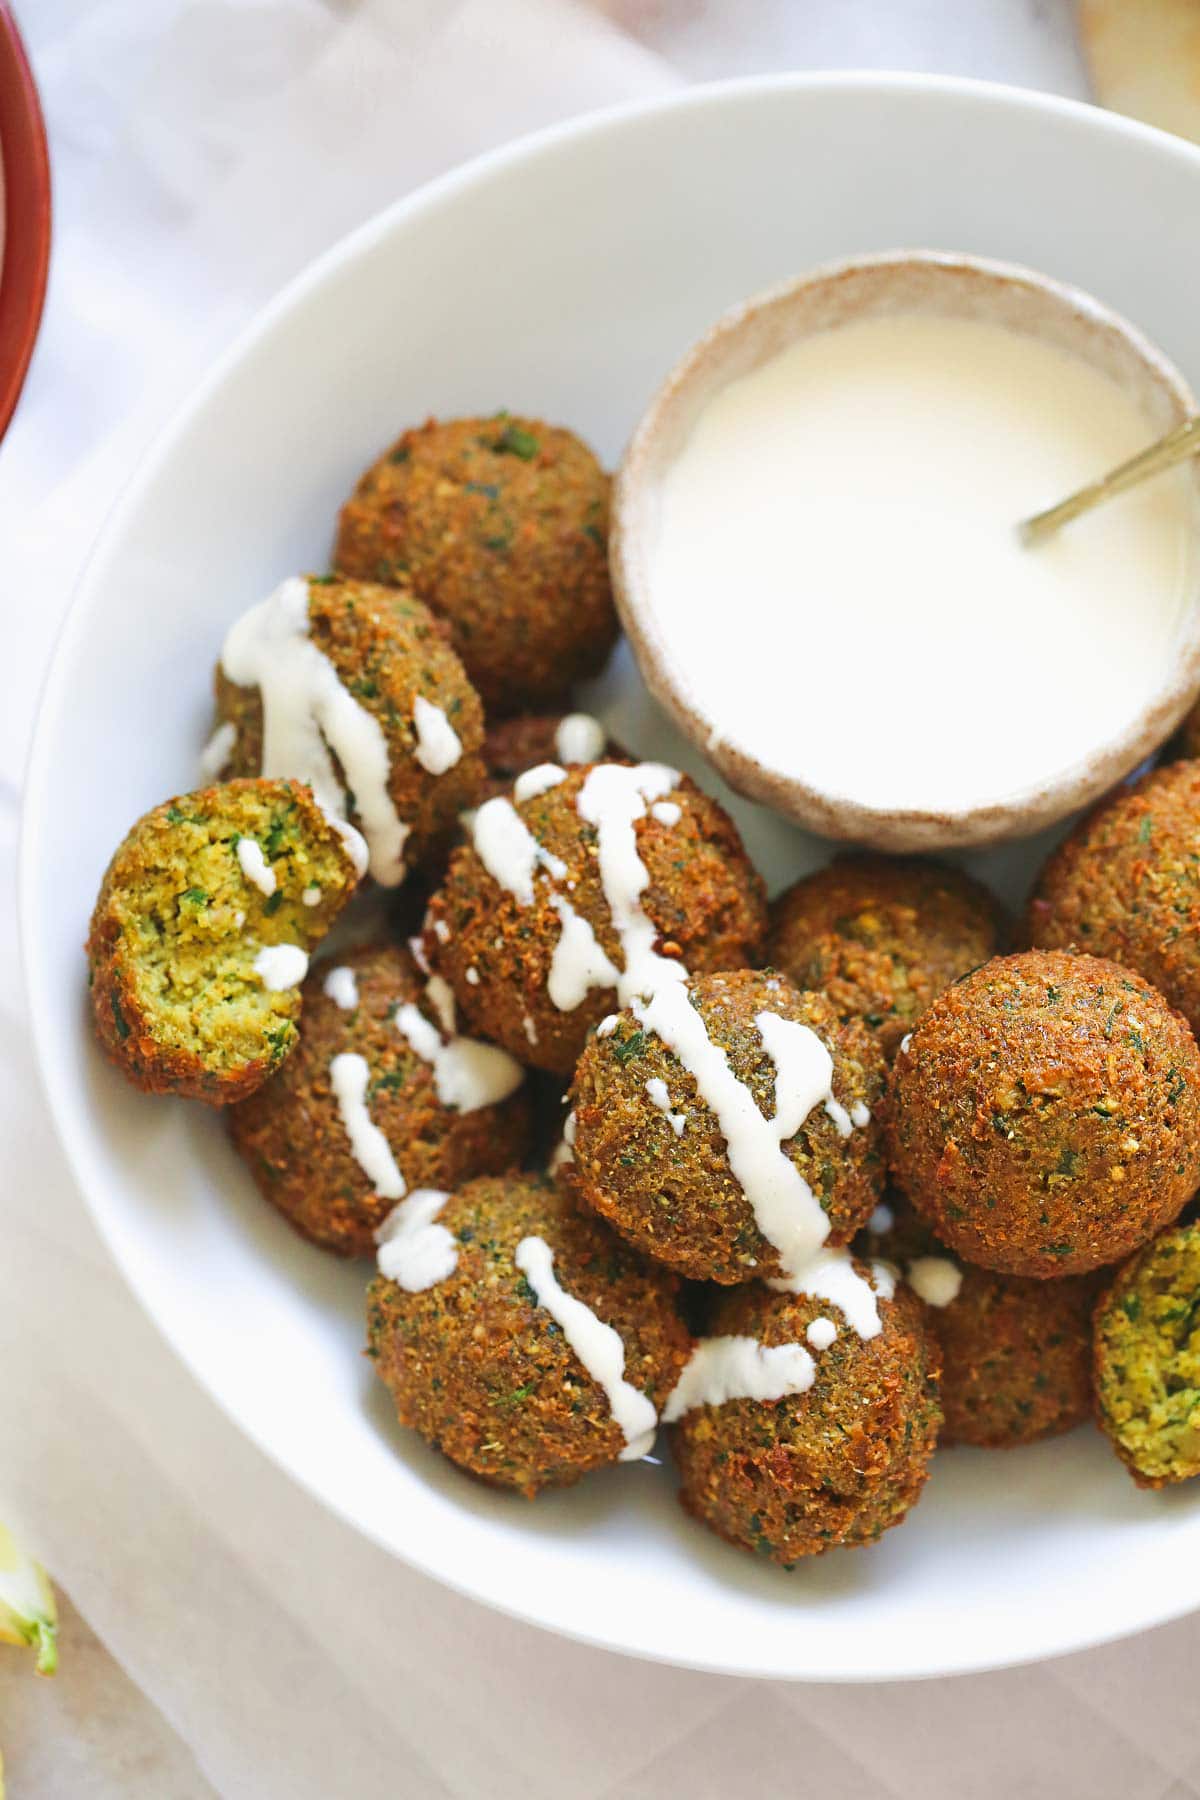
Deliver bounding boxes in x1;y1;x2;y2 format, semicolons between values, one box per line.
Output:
569;971;887;1284
1094;1219;1200;1488
423;762;767;1077
86;778;359;1104
669;1276;941;1565
334;416;617;714
210;573;486;876
1028;761;1200;1038
481;710;622;802
367;1174;692;1496
855;1192;1098;1448
229;942;532;1256
767;854;1007;1058
888;950;1200;1278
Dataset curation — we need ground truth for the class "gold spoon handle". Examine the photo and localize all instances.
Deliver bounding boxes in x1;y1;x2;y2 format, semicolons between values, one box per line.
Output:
1020;412;1200;546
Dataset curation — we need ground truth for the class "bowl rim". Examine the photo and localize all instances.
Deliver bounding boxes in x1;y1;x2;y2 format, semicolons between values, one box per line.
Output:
611;245;1200;852
0;3;50;441
21;69;1200;1684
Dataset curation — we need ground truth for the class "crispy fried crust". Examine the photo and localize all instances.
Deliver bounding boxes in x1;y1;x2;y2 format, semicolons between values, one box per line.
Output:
768;854;1007;1058
423;765;767;1077
367;1175;692;1496
334;416;617;714
229;942;532;1256
855;1191;1098;1448
671;1278;941;1564
888;950;1200;1277
1027;761;1200;1036
86;778;358;1104
211;574;486;871
569;972;887;1283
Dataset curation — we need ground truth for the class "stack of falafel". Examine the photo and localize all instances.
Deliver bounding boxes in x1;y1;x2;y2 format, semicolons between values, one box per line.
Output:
87;413;1200;1577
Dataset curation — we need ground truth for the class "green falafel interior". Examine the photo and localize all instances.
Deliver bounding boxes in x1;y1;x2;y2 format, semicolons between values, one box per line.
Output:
1095;1221;1200;1488
87;778;358;1102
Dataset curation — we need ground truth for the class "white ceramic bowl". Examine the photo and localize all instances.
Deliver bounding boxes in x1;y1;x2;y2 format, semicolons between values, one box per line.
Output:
23;74;1200;1683
612;249;1200;850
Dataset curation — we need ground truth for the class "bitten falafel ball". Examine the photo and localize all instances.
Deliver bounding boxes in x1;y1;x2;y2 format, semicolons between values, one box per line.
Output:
1028;761;1200;1038
334;416;617;714
229;942;531;1256
481;710;622;802
423;762;767;1077
888;950;1200;1278
86;779;359;1104
209;573;486;878
855;1192;1098;1448
669;1276;941;1565
1094;1219;1200;1488
569;971;887;1284
367;1174;692;1496
767;854;1007;1057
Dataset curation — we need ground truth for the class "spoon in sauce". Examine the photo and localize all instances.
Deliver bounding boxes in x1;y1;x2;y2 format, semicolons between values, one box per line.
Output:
1021;413;1200;545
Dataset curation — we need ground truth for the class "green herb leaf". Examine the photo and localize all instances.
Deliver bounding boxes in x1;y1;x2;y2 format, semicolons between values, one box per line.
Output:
491;423;539;460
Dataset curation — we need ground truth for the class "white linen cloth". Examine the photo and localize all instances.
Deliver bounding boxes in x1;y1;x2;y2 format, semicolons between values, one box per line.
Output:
6;2;1200;1795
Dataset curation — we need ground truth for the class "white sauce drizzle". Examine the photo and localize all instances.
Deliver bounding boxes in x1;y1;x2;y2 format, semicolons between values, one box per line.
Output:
471;796;566;905
393;993;524;1113
424;973;457;1037
549;1135;574;1172
199;719;237;780
523;1014;539;1047
252;944;308;990
549;1109;577;1171
513;762;567;802
515;1235;657;1460
631;990;830;1278
650;801;681;827
431;917;451;945
547;895;620;1011
768;1248;887;1338
465;966;480;986
301;884;322;907
908;1256;963;1308
555;713;606;765
411;695;462;775
408;934;431;975
899;1033;913;1056
868;1202;895;1236
644;1076;687;1136
375;1190;456;1291
596;1014;619;1038
871;1260;898;1301
219;577;391;884
330;1052;405;1199
806;1318;837;1351
663;1336;816;1422
576;762;687;1006
235;837;277;897
322;964;359;1011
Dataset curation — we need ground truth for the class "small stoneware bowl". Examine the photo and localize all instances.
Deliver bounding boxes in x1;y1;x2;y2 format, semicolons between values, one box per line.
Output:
611;250;1200;850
